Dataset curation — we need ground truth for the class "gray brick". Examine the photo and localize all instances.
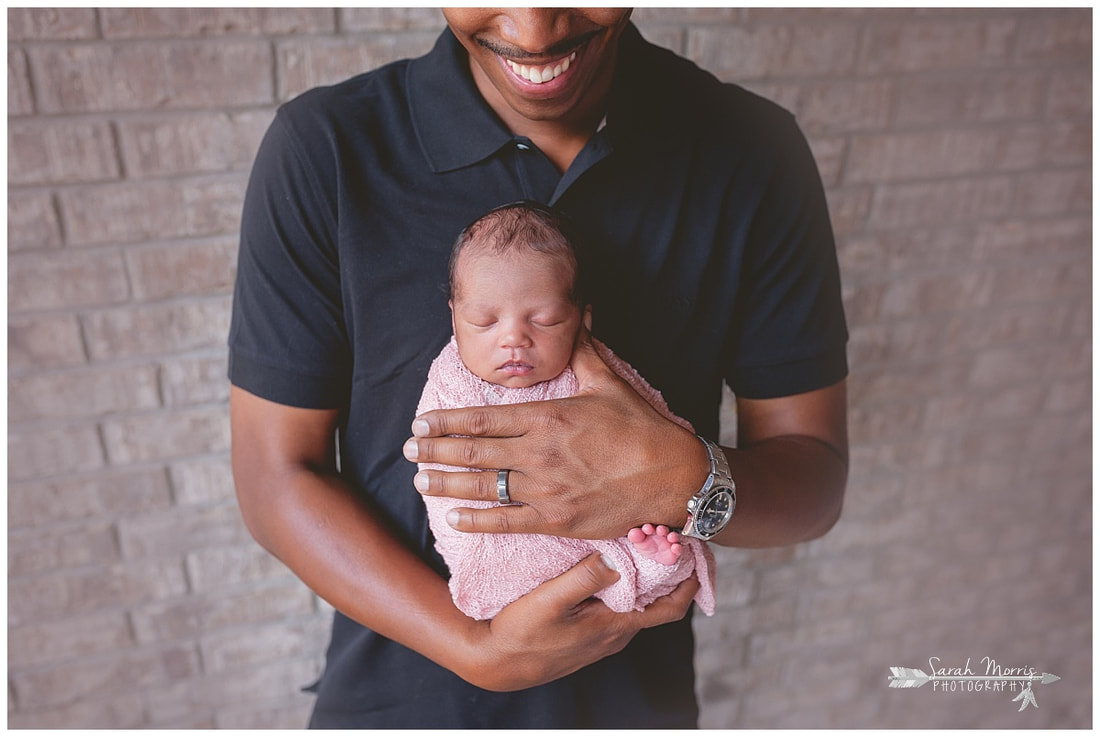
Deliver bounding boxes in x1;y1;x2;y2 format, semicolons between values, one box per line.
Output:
100;8;334;38
1014;10;1091;64
8;423;104;481
877;269;995;319
867;175;1014;228
116;110;272;178
988;261;1089;308
170;455;235;506
8;559;188;628
1046;69;1092;119
9;521;120;577
686;23;858;81
30;40;273;113
118;502;249;559
9;610;133;669
1043;375;1089;413
8;315;86;371
101;405;230;464
8;119;120;186
799;79;893;134
8;46;34;116
7;691;146;730
9;468;172;529
847;129;1043;183
894;70;1045;126
82;296;231;361
8;188;62;250
340;7;445;32
215;699;315;730
806;135;846;187
859;17;1017;73
1013;169;1091;216
7;7;98;40
9;364;160;422
130;581;315;644
185;544;294;592
277;33;441;100
127;237;237;300
144;657;319;726
11;644;200;710
200;617;330;672
1044;121;1091;166
824;186;871;235
973;215;1091;261
59;174;246;247
635;7;741;24
9;248;130;312
161;353;231;406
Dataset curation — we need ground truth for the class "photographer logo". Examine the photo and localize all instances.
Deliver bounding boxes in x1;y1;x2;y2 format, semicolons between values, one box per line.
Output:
887;657;1060;712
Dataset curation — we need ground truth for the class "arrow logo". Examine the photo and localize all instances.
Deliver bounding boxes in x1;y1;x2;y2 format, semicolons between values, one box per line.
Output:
887;667;1060;711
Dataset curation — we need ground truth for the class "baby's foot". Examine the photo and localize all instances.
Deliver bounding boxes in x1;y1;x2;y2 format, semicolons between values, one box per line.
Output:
627;523;683;566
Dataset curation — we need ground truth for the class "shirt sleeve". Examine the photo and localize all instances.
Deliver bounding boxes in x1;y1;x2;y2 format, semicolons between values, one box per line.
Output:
228;108;351;409
726;111;849;400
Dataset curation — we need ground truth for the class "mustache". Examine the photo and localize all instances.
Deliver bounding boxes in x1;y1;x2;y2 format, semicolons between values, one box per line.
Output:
474;27;603;60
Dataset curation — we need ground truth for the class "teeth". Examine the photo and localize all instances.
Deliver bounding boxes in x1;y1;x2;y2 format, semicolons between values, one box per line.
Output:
506;51;576;85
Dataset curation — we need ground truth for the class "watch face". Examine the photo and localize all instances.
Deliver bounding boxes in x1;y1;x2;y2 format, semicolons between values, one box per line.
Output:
697;489;735;536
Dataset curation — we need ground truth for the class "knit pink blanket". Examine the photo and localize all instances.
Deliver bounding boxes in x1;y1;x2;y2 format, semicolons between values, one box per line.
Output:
416;336;717;621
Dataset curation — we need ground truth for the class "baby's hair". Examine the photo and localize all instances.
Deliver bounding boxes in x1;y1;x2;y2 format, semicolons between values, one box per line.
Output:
449;200;586;305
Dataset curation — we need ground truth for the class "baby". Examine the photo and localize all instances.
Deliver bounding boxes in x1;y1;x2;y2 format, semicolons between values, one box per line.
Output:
415;201;716;620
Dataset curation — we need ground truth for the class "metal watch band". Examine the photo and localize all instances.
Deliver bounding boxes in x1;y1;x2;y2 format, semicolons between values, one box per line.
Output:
699;436;734;490
682;436;736;540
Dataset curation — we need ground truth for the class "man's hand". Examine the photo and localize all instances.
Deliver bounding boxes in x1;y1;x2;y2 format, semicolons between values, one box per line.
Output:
406;326;850;549
458;553;700;692
404;330;706;540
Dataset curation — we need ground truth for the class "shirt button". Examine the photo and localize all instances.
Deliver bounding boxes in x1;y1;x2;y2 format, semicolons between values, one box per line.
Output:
516;142;530;151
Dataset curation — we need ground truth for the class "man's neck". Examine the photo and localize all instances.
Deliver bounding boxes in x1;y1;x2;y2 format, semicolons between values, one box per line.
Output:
468;60;610;174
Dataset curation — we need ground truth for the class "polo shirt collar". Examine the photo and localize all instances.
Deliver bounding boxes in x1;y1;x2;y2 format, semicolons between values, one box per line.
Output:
407;24;652;175
407;28;514;173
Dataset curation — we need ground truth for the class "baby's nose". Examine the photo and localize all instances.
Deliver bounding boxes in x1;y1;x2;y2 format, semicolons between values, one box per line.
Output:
499;321;532;348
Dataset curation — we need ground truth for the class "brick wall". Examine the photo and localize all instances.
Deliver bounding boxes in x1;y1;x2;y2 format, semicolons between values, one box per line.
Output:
8;8;1090;729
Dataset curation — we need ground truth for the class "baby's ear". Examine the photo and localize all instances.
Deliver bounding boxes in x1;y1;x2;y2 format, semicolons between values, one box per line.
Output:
583;304;593;331
449;300;457;332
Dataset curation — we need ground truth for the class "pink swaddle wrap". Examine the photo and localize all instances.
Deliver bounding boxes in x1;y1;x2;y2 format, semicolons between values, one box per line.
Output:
416;336;717;621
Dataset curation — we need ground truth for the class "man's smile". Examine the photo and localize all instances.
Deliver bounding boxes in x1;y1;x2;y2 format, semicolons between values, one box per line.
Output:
504;51;577;85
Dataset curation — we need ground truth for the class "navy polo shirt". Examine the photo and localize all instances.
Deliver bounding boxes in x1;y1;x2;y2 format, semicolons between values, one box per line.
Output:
229;23;846;729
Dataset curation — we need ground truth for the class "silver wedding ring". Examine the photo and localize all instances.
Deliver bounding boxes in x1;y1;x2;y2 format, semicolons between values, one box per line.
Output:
497;469;512;505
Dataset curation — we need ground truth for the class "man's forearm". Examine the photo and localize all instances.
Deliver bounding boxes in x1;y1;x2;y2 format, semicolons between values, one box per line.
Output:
710;435;847;548
237;466;485;677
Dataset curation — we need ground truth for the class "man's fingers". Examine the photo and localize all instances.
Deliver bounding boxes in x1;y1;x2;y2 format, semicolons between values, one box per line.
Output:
412;404;531;439
523;552;621;611
633;576;700;629
445;502;539;534
404;434;510;470
568;325;616;389
414;468;504;502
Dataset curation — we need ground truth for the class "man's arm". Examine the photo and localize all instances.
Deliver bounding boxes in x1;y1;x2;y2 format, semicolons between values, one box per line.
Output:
229;385;699;691
407;335;847;548
710;380;847;548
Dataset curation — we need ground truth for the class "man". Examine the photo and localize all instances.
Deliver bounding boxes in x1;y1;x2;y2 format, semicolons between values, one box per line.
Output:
229;8;847;728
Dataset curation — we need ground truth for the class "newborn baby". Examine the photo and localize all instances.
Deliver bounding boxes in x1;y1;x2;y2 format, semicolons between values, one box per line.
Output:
414;201;716;620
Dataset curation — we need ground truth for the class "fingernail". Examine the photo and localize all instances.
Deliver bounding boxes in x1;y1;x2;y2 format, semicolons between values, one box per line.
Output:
403;438;418;460
446;510;460;528
600;554;618;572
413;472;429;492
412;418;430;436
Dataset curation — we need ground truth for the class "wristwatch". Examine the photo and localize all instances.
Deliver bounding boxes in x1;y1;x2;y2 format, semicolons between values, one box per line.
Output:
681;436;736;540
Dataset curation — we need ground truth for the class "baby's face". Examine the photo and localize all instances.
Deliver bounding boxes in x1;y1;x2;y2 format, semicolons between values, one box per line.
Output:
451;247;584;388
